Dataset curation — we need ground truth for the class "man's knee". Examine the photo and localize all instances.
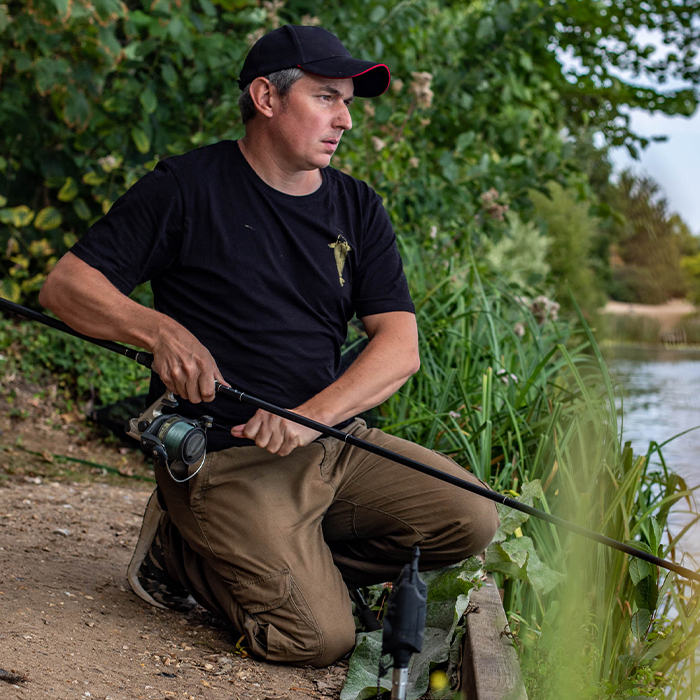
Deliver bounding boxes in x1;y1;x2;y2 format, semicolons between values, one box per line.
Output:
432;492;501;563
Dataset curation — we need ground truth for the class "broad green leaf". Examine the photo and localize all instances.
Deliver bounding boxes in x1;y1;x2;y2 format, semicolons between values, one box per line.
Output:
161;63;178;87
51;0;70;14
63;90;90;129
198;0;217;16
631;609;651;641
369;5;386;22
29;239;54;257
131;127;151;154
58;177;79;202
475;16;494;41
34;207;62;231
98;25;122;60
0;278;21;303
1;205;34;227
21;273;47;293
63;232;78;249
0;4;11;31
140;88;158;115
629;556;652;586
83;172;107;186
73;198;92;220
634;575;659;613
0;194;6;207
340;632;391;700
34;57;71;95
486;536;564;595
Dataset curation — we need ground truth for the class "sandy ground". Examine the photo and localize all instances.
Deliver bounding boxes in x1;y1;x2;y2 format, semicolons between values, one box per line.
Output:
601;299;697;331
0;377;347;700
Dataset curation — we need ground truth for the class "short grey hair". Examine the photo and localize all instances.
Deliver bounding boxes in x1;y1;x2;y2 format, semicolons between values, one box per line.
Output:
238;67;305;124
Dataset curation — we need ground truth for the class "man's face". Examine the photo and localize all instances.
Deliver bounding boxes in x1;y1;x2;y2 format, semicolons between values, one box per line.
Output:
269;73;354;172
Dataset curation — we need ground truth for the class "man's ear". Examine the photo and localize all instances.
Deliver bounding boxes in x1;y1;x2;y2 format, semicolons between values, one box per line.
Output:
248;77;276;119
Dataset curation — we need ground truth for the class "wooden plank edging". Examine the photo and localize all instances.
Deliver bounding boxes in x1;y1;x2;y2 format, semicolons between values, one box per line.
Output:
461;574;528;700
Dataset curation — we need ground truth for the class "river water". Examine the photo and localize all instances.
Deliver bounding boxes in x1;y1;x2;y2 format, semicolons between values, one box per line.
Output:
603;344;700;567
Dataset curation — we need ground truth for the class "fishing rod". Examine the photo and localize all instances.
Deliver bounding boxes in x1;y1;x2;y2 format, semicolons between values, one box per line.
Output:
2;296;699;584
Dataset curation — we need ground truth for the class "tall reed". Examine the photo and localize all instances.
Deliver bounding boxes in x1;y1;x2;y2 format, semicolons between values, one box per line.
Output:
380;246;700;696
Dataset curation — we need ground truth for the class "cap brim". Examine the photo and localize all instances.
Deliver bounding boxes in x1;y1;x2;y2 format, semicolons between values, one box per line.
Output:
299;58;390;98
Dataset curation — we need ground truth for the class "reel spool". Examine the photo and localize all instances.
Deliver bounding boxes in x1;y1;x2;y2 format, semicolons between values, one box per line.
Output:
125;391;212;482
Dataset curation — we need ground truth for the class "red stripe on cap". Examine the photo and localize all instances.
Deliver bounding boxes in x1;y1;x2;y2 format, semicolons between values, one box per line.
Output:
297;64;391;95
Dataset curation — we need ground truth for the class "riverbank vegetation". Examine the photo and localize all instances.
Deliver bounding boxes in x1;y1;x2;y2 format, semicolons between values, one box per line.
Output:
2;0;699;697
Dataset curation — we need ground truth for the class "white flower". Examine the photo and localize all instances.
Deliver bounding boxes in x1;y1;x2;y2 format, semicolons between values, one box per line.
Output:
371;136;386;152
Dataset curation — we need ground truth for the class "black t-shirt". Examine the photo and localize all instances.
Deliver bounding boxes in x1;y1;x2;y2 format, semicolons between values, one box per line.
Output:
72;140;414;450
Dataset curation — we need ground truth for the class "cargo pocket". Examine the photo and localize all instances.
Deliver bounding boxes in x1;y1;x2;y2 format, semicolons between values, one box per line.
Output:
230;569;325;664
232;569;291;614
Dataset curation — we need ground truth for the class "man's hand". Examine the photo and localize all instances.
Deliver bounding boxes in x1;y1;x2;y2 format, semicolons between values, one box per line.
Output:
231;409;321;456
151;320;227;403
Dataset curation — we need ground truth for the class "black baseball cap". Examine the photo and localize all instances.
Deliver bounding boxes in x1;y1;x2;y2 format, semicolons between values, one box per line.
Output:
238;25;391;98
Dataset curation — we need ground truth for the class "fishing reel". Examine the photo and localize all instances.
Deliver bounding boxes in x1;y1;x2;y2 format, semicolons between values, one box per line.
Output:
125;391;212;483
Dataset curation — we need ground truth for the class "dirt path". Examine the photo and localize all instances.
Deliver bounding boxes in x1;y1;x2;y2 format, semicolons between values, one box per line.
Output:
0;379;346;700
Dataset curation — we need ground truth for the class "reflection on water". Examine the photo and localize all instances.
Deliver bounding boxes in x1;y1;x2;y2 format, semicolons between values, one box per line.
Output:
603;344;700;567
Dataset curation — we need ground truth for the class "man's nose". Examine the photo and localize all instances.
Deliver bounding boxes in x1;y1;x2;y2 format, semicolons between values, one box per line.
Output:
335;103;352;131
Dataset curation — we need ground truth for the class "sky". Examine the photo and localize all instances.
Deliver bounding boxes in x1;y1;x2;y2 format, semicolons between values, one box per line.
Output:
609;109;700;236
605;25;700;236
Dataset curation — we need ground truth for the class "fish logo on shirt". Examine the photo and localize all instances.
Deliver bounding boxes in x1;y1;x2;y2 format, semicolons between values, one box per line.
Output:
328;235;352;287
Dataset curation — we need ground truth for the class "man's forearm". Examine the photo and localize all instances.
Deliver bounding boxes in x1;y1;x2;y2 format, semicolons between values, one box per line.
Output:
39;252;161;350
40;252;224;403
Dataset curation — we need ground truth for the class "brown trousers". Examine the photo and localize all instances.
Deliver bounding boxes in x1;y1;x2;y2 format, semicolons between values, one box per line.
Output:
154;419;499;667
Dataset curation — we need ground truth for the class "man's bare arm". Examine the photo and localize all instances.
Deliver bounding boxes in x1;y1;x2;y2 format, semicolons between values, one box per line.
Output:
231;310;420;455
39;252;224;402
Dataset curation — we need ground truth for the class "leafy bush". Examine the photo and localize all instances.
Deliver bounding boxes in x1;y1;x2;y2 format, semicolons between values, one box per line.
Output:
0;316;150;408
610;266;667;305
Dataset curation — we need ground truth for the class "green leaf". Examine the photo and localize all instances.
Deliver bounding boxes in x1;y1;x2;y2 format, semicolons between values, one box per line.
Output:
0;278;21;303
369;5;387;22
1;205;34;227
63;90;91;129
82;172;106;186
634;575;659;613
631;609;651;641
140;88;158;115
58;177;79;202
340;632;391;700
131;127;151;154
98;25;123;60
629;556;652;586
198;0;217;16
161;64;178;87
0;195;6;207
34;57;71;95
50;0;70;14
34;207;63;231
486;536;564;595
476;16;494;41
0;4;12;31
63;232;78;249
73;198;92;220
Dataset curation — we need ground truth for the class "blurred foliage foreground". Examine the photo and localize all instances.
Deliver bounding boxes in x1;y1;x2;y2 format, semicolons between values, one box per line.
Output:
2;0;700;697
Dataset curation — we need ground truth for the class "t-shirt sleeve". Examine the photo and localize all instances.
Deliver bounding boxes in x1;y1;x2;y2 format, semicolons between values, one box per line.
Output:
70;163;183;295
352;192;415;318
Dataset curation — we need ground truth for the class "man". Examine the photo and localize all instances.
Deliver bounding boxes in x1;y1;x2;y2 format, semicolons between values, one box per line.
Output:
39;25;499;667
